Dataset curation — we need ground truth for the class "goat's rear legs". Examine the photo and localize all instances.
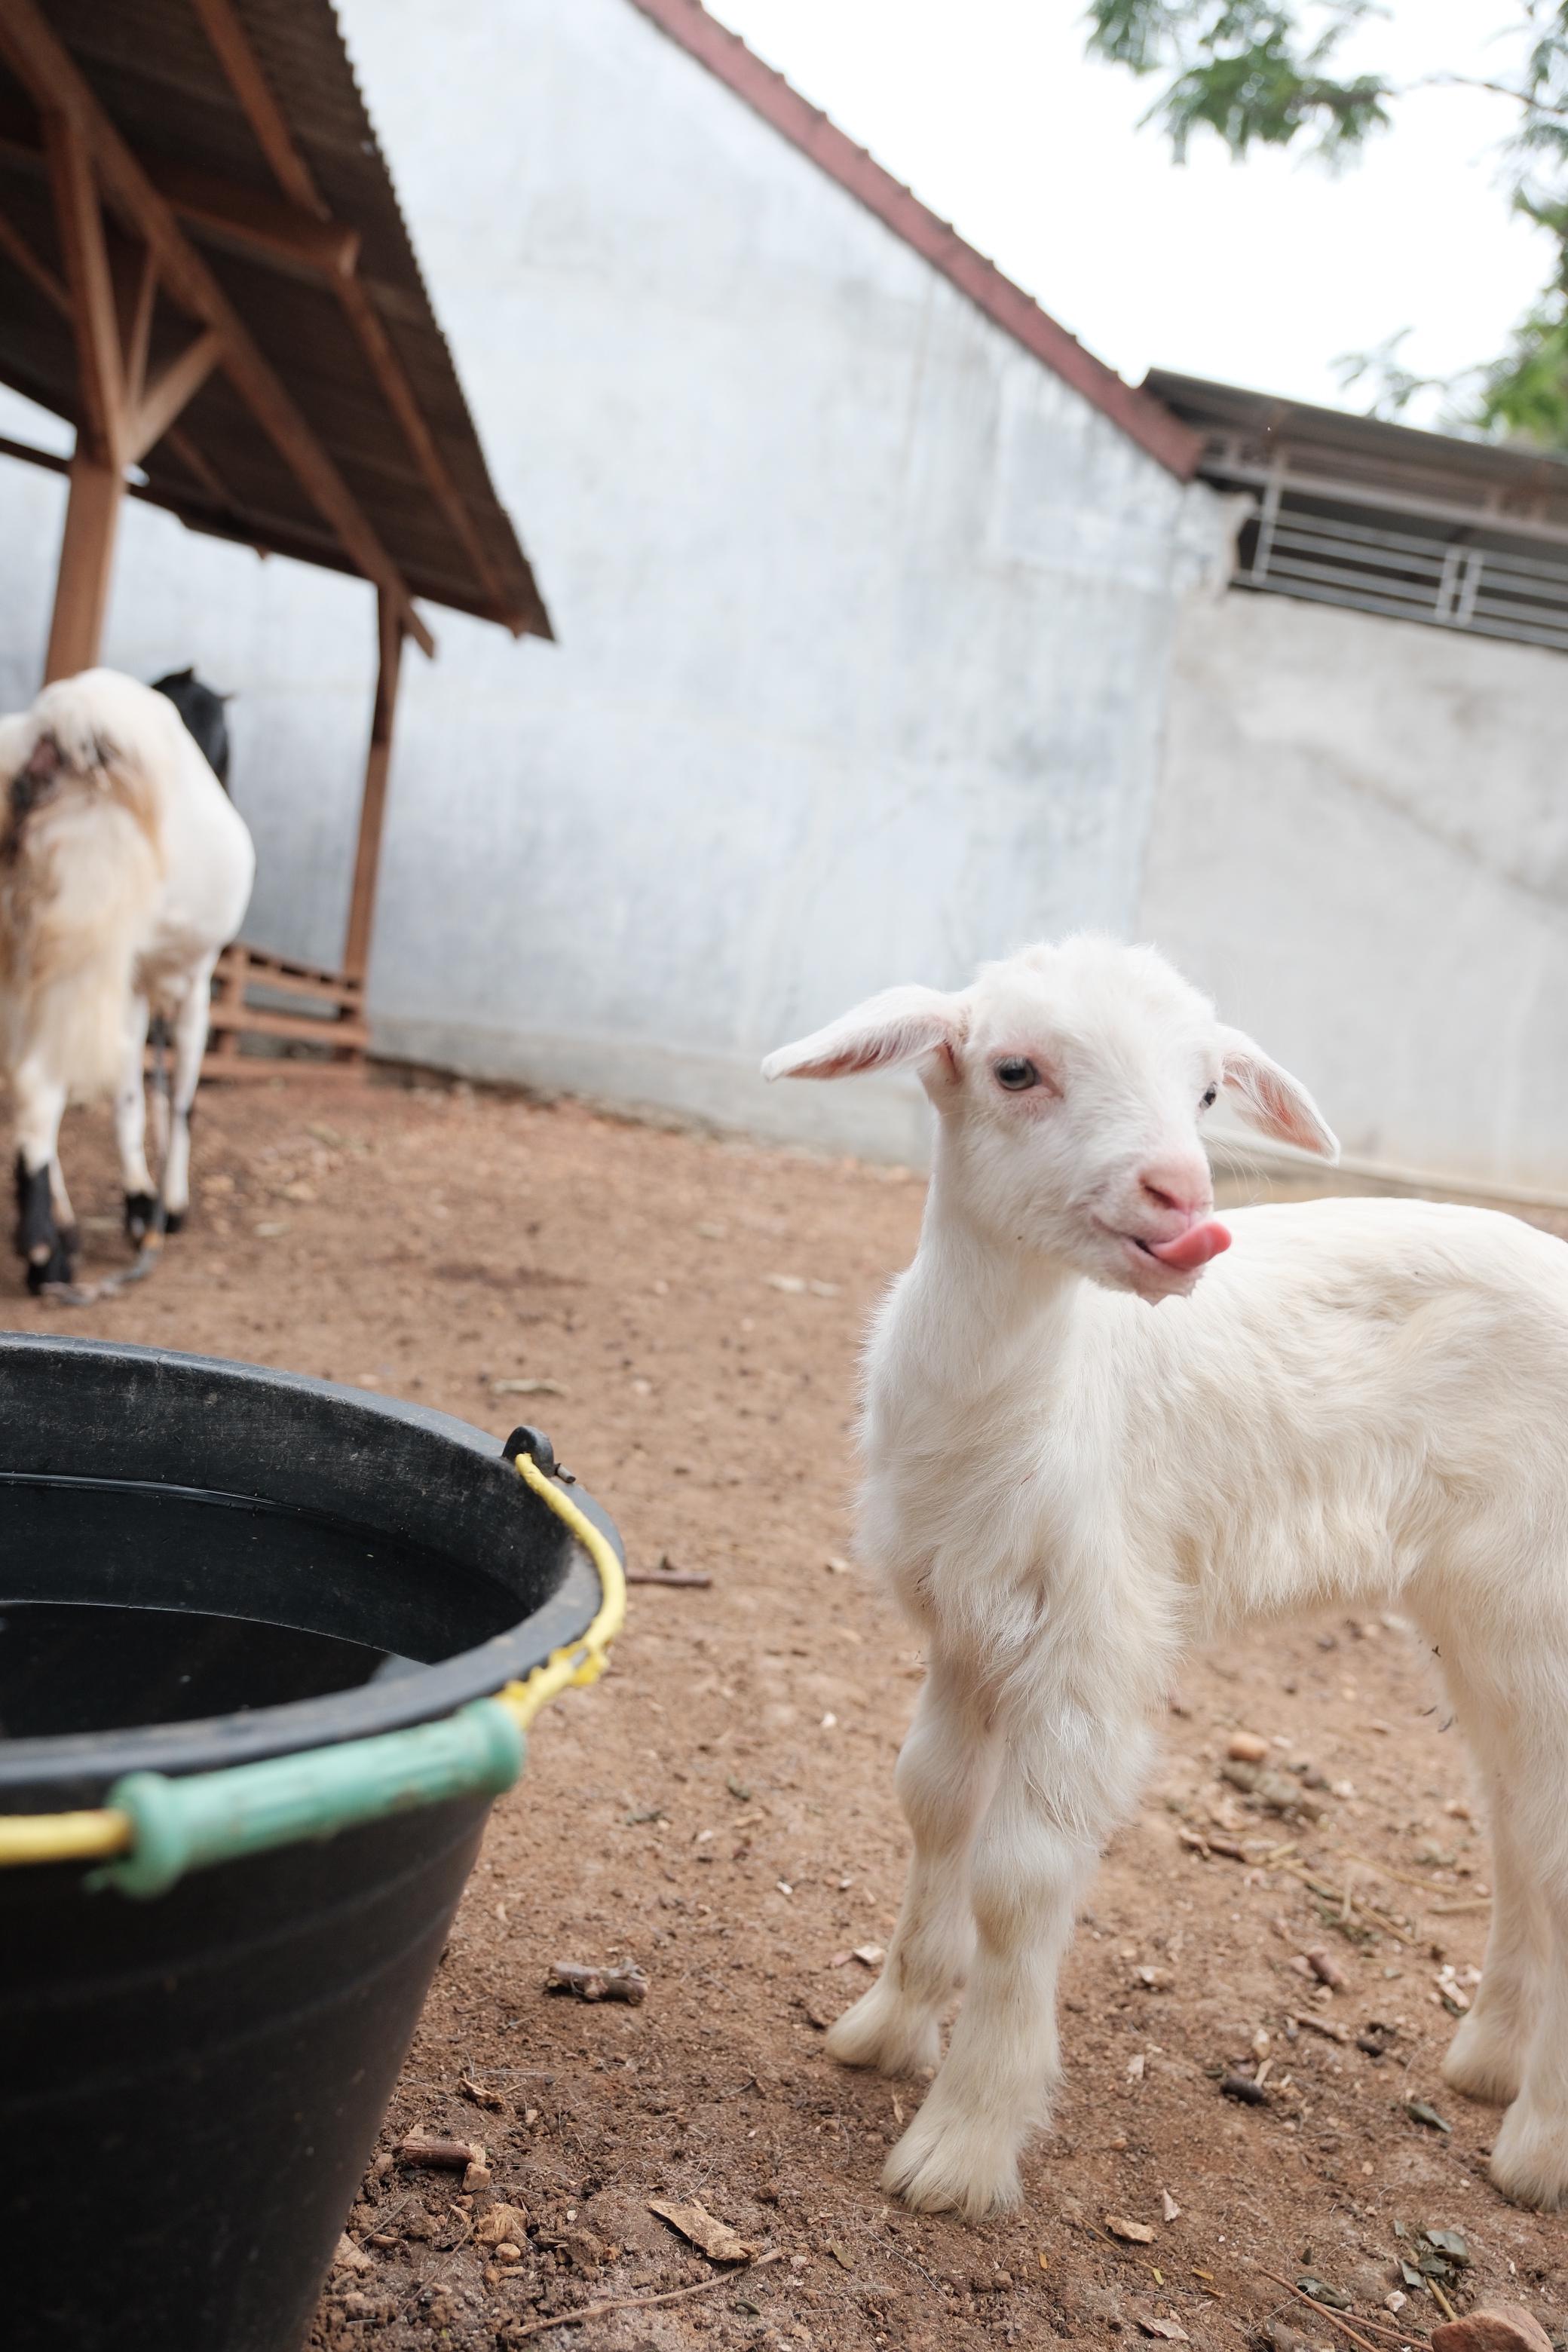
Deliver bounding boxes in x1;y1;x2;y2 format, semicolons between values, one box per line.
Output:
1485;1749;1568;2209
884;1713;1150;2219
115;991;158;1244
158;956;217;1233
827;1661;997;2079
12;1061;71;1292
1444;1772;1543;2109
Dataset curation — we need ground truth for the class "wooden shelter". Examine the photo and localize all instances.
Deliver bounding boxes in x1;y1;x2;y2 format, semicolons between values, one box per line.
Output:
0;0;550;1066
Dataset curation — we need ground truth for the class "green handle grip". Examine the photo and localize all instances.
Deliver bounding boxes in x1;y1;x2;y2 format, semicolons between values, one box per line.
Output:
92;1698;525;1898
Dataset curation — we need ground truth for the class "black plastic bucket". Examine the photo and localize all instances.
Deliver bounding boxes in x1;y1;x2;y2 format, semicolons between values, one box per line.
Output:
0;1334;619;2352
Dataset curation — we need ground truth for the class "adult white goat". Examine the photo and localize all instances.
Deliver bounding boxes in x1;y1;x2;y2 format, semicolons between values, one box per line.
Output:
764;936;1568;2219
0;669;254;1293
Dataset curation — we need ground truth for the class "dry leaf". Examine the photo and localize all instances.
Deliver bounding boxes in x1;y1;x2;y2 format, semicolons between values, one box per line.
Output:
491;1377;568;1398
332;2234;372;2274
1162;2190;1181;2223
1135;2317;1190;2342
648;2199;757;2264
1106;2214;1156;2244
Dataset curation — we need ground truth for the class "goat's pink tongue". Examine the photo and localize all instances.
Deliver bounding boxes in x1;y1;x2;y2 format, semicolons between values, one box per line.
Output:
1147;1219;1231;1272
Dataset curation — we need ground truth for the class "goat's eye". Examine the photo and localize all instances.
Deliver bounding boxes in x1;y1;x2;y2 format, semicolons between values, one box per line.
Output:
994;1057;1040;1092
1200;1083;1218;1110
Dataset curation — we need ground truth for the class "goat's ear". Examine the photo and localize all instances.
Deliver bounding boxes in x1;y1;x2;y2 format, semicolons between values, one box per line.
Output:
763;985;963;1083
1217;1026;1339;1160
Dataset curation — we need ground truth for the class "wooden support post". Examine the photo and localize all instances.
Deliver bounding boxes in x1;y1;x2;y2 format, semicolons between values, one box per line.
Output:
45;452;123;680
342;589;406;989
207;942;250;1062
42;104;125;681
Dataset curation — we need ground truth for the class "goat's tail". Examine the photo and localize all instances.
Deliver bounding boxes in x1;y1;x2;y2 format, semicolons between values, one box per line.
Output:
0;672;167;1101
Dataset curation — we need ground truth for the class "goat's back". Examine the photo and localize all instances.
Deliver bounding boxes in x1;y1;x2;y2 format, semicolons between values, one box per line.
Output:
864;1196;1568;1664
1097;1196;1568;1628
0;671;252;1095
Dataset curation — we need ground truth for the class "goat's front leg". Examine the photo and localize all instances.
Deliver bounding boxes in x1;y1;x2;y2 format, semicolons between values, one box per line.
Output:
828;1658;998;2078
158;957;217;1233
12;1058;72;1292
884;1712;1153;2219
116;990;158;1243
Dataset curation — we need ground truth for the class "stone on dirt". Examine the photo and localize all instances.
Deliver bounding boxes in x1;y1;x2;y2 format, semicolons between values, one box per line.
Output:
1430;2308;1554;2352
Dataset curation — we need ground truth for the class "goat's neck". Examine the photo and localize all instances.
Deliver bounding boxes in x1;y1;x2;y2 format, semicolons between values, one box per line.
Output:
893;1156;1084;1407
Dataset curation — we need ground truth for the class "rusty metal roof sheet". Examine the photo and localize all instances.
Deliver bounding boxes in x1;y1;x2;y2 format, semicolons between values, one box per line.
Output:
0;0;550;638
1147;369;1568;537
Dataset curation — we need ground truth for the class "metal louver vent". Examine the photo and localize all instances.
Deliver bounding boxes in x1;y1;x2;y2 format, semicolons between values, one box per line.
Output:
1237;486;1568;654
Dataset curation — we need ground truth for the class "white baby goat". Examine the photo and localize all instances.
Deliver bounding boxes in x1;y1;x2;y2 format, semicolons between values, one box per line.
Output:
764;936;1568;2219
0;669;254;1291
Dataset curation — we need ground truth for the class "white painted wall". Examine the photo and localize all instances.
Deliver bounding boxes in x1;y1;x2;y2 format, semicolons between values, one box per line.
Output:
1139;586;1568;1189
0;0;1220;1166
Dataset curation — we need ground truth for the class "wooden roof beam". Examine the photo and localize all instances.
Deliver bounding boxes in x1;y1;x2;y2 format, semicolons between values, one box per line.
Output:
0;0;435;657
41;108;121;461
186;0;326;219
143;154;359;278
127;326;222;464
0;191;66;311
0;102;360;277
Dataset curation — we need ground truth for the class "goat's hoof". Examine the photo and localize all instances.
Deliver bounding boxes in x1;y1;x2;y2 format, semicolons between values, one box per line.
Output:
825;1985;940;2078
24;1239;75;1294
883;2109;1023;2220
1443;2013;1524;2107
162;1207;186;1236
1489;2100;1568;2209
124;1190;159;1244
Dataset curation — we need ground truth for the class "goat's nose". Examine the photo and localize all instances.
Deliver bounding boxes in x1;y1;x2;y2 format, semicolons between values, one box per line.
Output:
1138;1161;1211;1221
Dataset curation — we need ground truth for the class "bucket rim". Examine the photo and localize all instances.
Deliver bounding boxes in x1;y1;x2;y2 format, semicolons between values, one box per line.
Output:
0;1334;616;1806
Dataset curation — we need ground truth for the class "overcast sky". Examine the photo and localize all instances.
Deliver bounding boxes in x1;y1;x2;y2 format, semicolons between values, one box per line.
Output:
717;0;1548;422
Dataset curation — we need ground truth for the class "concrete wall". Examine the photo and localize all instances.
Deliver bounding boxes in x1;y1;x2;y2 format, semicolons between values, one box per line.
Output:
0;0;1220;1167
1139;586;1568;1189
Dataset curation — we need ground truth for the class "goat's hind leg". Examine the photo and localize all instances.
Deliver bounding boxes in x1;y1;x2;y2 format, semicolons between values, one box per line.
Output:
12;1061;71;1291
116;991;158;1244
827;1658;997;2079
1443;1768;1542;2107
158;957;216;1235
1487;1731;1568;2208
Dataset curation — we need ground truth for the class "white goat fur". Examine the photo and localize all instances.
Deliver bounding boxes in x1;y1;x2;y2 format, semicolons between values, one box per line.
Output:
0;670;253;1276
764;936;1568;2219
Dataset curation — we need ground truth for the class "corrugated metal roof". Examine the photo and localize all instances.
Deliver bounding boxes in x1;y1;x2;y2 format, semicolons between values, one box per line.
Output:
0;0;550;638
626;0;1202;482
1147;369;1568;538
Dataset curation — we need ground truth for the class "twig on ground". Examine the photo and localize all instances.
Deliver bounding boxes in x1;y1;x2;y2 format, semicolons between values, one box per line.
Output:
546;1961;649;2005
397;2134;482;2170
625;1569;712;1588
1287;2011;1352;2044
1260;2268;1426;2351
1334;1847;1459;1900
507;2248;782;2338
1275;1857;1413;1937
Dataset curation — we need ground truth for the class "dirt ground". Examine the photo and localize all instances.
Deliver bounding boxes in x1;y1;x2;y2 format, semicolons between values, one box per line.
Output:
20;1072;1568;2352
